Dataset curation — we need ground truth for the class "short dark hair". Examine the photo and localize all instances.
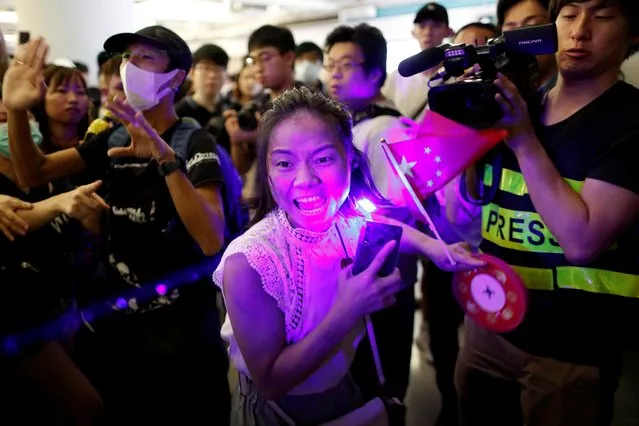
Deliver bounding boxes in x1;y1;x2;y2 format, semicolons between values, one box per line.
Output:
550;0;639;58
296;41;324;62
192;44;229;68
97;51;112;68
497;0;550;28
248;87;389;226
325;23;388;88
248;25;296;54
73;60;89;73
99;55;122;78
455;22;499;39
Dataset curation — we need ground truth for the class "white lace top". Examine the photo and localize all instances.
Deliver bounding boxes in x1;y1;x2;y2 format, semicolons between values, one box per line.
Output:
212;208;367;395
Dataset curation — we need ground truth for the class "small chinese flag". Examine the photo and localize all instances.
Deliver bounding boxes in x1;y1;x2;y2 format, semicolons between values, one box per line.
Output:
382;111;507;203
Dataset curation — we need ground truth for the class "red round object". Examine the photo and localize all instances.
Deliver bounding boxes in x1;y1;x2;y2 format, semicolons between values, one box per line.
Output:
452;254;528;333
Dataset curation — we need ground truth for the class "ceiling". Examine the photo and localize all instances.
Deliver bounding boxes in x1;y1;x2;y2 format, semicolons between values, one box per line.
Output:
0;0;385;46
0;0;497;54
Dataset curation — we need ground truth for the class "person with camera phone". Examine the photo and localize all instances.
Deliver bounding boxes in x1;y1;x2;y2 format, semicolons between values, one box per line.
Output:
213;87;483;425
437;1;639;425
224;25;300;200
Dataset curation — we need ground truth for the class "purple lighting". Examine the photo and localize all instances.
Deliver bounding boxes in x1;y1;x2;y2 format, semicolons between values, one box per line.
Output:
3;337;17;355
115;298;128;309
155;284;168;295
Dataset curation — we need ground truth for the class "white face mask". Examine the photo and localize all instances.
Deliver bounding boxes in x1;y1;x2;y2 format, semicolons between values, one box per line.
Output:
220;82;234;98
295;60;322;85
249;83;263;97
120;62;180;111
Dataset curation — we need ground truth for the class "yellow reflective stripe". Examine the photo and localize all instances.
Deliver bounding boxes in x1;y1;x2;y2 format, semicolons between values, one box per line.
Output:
503;265;639;298
511;265;554;290
556;267;639;298
484;165;494;187
483;165;584;195
482;203;563;254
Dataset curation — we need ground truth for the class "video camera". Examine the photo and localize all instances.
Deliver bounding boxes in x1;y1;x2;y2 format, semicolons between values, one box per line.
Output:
398;23;558;129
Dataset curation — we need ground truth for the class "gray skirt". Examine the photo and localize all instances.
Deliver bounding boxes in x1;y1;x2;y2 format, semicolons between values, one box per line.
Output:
232;373;364;426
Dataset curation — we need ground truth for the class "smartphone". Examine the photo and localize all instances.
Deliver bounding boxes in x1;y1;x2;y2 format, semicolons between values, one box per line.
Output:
18;31;30;45
352;221;403;277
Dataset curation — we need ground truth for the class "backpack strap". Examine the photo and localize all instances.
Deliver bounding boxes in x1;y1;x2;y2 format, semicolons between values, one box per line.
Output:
170;117;201;160
170;117;248;243
106;124;131;151
352;104;402;127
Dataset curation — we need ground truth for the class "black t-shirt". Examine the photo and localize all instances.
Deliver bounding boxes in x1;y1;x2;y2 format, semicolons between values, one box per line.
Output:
175;96;222;128
0;175;81;334
75;120;225;313
176;96;235;154
481;81;639;364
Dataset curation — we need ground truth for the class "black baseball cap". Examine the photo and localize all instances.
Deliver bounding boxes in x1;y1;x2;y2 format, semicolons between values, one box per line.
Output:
103;25;192;73
192;44;229;68
414;3;449;25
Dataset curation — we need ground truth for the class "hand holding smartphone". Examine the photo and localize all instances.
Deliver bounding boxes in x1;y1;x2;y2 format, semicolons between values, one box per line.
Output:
352;221;403;277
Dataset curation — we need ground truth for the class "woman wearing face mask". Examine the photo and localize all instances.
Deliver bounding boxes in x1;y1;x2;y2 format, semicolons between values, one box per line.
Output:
228;61;263;108
294;42;325;93
0;91;108;423
213;87;483;425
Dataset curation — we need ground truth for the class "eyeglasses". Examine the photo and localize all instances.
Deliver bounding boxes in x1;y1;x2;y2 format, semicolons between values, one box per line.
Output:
323;61;365;73
247;51;279;66
194;64;225;75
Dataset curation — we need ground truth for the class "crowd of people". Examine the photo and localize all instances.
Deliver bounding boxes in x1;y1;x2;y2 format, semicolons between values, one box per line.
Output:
0;1;638;426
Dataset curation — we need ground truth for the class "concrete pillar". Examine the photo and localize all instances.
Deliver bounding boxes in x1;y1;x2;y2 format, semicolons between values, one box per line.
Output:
15;0;135;85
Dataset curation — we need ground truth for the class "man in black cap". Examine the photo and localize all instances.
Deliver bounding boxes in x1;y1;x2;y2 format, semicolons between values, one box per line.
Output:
4;26;232;425
382;2;453;120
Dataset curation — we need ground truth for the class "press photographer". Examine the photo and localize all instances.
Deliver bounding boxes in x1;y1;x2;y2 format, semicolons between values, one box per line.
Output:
424;0;639;424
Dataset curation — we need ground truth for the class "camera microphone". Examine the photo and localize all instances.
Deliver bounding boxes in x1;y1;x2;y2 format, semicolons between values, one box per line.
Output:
398;44;450;77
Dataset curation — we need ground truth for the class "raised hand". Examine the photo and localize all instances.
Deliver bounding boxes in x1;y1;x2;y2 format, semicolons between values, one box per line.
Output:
0;195;32;241
333;241;406;322
56;180;109;221
105;95;174;161
2;38;49;111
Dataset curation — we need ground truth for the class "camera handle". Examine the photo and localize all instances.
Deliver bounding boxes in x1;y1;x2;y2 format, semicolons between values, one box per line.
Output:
460;149;503;206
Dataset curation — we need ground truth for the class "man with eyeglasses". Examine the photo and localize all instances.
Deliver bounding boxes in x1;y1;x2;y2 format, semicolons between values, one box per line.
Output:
224;25;298;180
324;24;418;422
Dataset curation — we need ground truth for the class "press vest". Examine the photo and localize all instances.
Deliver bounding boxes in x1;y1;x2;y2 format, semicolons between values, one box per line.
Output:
480;161;639;300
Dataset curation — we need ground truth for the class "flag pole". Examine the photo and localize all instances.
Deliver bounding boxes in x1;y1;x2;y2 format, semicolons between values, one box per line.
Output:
381;139;456;265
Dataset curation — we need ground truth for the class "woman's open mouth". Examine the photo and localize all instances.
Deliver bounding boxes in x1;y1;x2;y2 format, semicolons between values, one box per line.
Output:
293;196;328;216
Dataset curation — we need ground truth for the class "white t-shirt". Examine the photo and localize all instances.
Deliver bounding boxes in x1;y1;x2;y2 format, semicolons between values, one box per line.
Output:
382;70;431;120
352;103;412;209
352;100;482;247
